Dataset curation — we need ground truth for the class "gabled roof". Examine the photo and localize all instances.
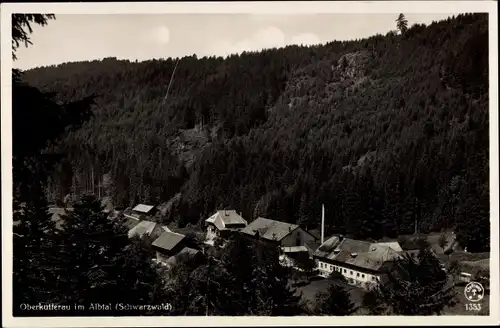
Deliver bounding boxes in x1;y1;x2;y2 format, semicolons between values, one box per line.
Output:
132;204;156;214
307;228;321;240
128;220;170;240
240;217;299;242
314;235;403;272
205;210;248;231
305;241;322;253
152;231;185;251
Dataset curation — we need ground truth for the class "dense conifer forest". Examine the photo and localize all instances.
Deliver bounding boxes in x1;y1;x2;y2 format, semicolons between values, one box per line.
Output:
22;13;490;252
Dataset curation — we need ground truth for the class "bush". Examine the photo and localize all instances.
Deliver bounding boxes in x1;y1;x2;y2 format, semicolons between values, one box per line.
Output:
328;270;347;283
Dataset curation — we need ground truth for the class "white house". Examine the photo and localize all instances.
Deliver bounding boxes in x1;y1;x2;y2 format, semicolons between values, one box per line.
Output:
313;235;403;289
204;210;248;245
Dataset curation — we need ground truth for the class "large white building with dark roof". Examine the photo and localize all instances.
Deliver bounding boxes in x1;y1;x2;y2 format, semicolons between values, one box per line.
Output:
313;235;403;289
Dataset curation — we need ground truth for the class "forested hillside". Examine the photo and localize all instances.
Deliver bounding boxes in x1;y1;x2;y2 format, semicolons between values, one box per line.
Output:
22;13;490;252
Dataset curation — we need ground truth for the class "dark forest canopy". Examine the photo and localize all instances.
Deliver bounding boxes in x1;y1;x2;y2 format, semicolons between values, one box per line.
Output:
21;13;490;252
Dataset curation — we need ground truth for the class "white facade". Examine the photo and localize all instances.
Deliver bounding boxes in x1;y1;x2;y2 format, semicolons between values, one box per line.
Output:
205;224;218;245
316;259;381;289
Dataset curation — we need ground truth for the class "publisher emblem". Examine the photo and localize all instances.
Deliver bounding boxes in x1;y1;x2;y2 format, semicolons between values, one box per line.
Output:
464;281;484;302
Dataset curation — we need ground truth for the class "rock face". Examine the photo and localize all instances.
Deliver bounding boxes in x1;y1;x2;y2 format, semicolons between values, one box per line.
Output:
281;50;375;113
168;125;213;171
334;51;372;81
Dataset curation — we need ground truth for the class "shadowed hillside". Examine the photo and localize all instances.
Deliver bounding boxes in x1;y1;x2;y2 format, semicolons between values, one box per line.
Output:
22;13;490;252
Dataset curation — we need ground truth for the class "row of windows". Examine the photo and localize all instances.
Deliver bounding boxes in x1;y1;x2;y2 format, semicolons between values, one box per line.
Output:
319;262;379;281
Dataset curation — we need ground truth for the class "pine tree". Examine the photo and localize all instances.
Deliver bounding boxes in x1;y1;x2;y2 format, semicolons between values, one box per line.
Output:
12;14;55;60
396;14;409;35
252;244;305;316
12;14;96;315
455;189;490;252
184;257;232;316
367;248;457;315
314;284;357;315
55;195;167;315
219;234;259;314
13;186;61;316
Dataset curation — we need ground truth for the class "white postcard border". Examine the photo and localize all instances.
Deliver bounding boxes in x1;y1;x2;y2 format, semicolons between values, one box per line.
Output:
1;1;498;327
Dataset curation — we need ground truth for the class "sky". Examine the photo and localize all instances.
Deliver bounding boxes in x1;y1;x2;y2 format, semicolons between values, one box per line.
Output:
14;13;454;70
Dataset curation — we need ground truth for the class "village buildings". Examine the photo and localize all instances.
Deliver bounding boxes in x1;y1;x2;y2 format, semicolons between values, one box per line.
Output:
240;217;317;246
204;210;248;245
152;230;201;267
239;217;319;265
126;204;158;220
121;204;409;290
127;219;169;241
313;235;403;289
123;204;202;267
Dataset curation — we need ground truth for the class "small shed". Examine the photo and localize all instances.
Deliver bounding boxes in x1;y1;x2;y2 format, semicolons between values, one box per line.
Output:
132;204;157;216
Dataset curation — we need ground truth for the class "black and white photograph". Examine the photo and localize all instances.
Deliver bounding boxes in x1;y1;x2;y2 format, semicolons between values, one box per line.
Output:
1;1;498;327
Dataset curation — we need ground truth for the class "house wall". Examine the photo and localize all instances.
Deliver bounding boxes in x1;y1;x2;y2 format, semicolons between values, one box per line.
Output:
316;259;381;289
206;224;219;241
156;251;170;264
132;207;157;218
280;228;316;247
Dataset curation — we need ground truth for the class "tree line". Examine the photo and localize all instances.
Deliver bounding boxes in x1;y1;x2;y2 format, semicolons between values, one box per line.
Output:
22;13;490;252
11;13;489;315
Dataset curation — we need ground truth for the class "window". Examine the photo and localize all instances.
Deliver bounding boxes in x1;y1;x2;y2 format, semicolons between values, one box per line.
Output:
372;276;376;281
362;274;365;278
330;265;333;270
343;269;346;273
320;263;323;268
350;271;353;275
357;272;360;277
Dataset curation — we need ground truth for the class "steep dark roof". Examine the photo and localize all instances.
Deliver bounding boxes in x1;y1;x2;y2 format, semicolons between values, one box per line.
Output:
314;235;403;272
152;231;185;251
128;220;169;240
240;217;299;242
305;241;322;252
307;228;321;240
